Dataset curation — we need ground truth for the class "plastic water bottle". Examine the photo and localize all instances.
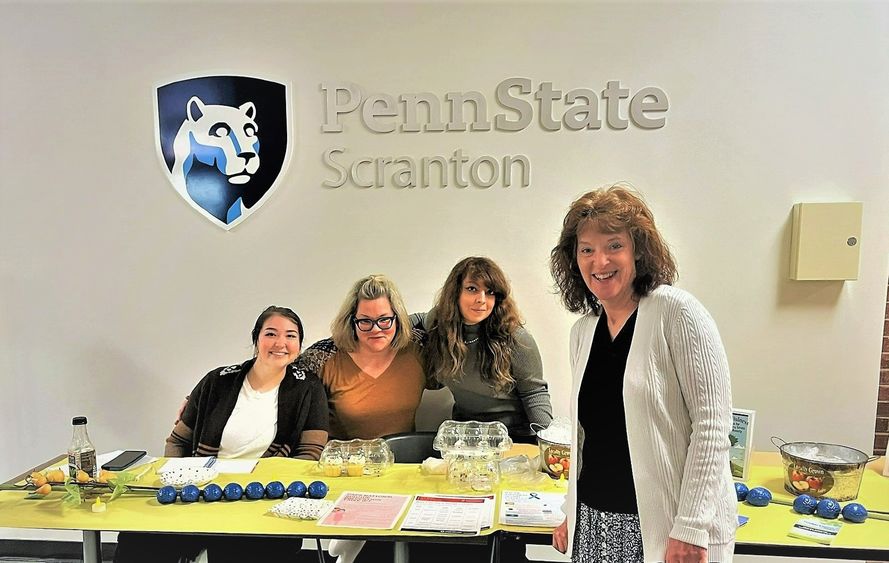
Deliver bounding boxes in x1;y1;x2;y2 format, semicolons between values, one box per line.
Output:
68;416;97;479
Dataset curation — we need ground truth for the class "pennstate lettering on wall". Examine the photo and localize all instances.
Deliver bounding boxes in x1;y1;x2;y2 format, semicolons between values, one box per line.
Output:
320;78;668;189
322;78;668;133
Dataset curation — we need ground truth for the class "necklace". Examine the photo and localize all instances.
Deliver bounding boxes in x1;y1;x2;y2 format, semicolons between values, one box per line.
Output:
463;337;479;345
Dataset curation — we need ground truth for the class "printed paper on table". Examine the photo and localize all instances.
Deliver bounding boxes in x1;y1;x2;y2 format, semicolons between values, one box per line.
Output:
421;494;495;530
400;494;489;534
499;490;566;527
787;518;842;545
317;491;412;529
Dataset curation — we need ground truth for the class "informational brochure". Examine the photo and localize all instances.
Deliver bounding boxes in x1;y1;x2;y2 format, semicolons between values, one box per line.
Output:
787;518;842;545
499;490;566;527
400;494;489;534
729;408;755;480
318;491;412;530
418;494;495;530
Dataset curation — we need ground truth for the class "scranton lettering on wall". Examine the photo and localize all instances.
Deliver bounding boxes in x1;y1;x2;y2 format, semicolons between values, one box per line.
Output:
321;78;669;189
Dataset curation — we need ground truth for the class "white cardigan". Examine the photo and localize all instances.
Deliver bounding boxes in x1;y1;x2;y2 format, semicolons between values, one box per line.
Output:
563;285;737;562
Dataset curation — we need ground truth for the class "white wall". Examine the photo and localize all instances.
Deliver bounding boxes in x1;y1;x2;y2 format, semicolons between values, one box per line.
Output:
2;2;888;554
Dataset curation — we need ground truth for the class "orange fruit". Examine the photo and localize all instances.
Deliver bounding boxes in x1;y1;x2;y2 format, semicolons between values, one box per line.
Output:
76;470;90;483
30;472;48;487
97;470;114;483
34;483;51;496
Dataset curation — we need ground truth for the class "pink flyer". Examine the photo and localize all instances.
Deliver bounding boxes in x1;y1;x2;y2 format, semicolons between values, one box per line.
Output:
318;491;412;529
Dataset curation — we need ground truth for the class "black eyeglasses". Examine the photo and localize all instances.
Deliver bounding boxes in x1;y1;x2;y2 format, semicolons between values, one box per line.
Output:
353;315;396;332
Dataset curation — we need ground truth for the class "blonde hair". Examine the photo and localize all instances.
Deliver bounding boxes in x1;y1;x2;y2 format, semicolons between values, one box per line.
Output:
550;183;677;315
330;274;413;352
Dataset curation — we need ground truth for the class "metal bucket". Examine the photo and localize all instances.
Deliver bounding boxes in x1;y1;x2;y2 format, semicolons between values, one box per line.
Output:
771;437;877;501
531;422;571;479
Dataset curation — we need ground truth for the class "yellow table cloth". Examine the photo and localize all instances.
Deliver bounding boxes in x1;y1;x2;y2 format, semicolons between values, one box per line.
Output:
0;453;560;538
735;452;889;554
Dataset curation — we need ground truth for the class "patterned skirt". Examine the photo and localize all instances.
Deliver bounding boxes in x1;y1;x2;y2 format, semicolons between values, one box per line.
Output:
572;501;644;563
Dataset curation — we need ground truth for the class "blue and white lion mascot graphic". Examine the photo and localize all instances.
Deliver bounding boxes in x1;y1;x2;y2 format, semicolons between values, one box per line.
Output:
156;75;289;229
171;96;261;225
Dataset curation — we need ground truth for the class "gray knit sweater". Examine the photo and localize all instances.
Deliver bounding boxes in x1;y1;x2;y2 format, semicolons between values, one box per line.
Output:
412;310;553;438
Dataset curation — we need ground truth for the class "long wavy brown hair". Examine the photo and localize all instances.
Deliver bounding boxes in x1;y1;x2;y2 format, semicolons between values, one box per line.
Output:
425;257;523;392
550;183;677;315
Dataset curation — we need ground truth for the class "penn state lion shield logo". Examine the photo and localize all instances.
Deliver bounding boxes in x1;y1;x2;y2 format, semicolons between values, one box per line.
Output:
154;76;291;229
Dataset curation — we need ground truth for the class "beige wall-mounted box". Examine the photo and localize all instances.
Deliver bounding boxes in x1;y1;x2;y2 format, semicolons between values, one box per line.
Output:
789;202;862;280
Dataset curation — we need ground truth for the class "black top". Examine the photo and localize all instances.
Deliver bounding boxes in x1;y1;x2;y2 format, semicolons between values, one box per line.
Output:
577;309;639;514
167;359;329;459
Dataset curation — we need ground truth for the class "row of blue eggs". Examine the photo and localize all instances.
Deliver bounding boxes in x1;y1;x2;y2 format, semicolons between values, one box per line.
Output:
734;483;868;523
156;480;329;505
792;494;868;523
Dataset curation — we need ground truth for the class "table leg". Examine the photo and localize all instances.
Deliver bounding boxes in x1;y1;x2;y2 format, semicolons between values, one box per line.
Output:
489;533;500;563
393;540;409;563
82;530;101;563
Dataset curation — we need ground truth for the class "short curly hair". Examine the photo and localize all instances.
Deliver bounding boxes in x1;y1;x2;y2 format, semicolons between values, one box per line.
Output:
550;183;677;315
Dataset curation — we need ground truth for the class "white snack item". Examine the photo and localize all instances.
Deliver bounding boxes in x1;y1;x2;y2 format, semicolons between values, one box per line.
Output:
420;457;447;475
158;466;218;487
269;497;335;520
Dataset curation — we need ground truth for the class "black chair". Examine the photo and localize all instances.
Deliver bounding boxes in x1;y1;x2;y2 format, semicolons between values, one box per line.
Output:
382;431;439;463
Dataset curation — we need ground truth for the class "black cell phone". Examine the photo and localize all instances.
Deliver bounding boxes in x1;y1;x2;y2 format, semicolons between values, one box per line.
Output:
101;450;147;471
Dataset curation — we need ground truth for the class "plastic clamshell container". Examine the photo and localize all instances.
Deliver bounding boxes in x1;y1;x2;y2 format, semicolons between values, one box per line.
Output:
433;420;513;491
319;438;394;477
433;420;513;455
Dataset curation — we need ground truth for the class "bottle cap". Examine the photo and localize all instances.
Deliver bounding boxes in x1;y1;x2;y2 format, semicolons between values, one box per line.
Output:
72;416;88;425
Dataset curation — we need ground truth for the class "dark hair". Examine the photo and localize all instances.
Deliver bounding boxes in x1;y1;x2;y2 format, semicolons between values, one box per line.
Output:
550;184;677;315
425;257;522;392
251;306;304;347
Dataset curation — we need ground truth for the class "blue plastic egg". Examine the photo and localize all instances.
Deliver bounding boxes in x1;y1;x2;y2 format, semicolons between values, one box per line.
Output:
286;481;307;498
156;485;177;505
307;480;329;499
734;482;749;501
244;481;265;500
265;481;285;499
815;498;841;519
792;494;818;515
745;487;772;507
202;484;223;502
841;503;868;523
223;482;243;501
179;484;200;503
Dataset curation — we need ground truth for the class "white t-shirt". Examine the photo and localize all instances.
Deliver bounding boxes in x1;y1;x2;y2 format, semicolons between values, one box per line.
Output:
218;377;279;459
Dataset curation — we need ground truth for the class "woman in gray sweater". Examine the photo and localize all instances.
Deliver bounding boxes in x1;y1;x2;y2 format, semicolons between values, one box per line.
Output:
414;256;553;442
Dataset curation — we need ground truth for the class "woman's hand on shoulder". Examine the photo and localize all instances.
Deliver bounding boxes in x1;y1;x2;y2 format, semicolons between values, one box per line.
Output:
174;396;188;426
665;538;707;563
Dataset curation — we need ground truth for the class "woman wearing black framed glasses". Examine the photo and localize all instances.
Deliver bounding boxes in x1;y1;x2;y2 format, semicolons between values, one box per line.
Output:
295;274;435;440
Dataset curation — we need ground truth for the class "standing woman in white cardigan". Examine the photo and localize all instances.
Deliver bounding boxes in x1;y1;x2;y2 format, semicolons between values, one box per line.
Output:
549;184;737;563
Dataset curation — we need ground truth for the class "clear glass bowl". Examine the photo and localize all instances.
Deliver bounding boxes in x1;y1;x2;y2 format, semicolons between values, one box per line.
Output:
319;438;394;477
